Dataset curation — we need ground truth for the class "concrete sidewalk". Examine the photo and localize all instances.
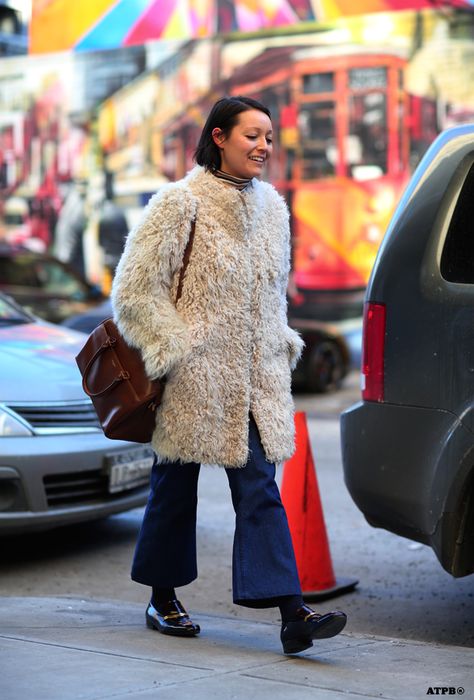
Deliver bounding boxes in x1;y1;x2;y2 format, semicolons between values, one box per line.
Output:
1;597;473;700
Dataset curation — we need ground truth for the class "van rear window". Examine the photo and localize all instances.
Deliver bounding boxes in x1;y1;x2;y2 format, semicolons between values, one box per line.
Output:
440;162;474;283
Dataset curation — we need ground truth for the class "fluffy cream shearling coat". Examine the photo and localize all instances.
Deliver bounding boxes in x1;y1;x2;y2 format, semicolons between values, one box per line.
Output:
111;166;303;467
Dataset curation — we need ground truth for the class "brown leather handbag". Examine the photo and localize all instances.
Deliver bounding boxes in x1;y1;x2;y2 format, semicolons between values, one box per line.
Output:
76;222;195;443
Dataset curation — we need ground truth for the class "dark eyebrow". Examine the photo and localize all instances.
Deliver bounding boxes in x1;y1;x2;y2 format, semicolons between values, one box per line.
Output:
246;127;273;134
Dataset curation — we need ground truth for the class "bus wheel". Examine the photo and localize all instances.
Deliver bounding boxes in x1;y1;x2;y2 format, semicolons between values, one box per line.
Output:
307;340;345;393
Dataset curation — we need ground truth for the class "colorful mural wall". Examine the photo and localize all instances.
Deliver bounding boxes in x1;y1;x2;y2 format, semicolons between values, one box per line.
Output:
30;0;474;53
3;6;474;312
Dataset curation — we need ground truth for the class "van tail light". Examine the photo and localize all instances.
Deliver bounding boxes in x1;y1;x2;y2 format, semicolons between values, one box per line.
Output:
361;302;386;402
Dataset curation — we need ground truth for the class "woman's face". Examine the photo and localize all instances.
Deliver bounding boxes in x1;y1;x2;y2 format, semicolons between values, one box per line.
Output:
212;109;273;179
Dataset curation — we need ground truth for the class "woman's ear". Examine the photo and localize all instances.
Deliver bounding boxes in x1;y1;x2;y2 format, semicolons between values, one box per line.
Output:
212;127;225;148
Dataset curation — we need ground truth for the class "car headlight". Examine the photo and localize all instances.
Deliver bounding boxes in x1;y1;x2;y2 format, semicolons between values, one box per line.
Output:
0;407;33;437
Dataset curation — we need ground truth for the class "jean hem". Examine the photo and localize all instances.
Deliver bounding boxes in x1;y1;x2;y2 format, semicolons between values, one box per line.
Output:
131;573;198;588
233;591;302;609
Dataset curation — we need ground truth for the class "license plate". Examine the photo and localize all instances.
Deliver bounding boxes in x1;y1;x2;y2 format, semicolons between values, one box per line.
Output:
105;447;154;494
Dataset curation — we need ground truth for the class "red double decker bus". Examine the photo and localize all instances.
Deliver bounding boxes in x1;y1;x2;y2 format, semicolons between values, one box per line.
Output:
228;46;410;321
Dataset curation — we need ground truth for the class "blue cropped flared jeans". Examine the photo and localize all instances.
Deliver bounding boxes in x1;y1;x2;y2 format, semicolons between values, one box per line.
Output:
131;415;302;607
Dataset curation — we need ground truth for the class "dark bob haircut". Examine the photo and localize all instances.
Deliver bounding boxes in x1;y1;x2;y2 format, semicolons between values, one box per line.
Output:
194;95;271;172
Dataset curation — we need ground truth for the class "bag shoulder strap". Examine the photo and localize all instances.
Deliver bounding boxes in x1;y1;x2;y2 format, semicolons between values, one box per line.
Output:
175;218;196;303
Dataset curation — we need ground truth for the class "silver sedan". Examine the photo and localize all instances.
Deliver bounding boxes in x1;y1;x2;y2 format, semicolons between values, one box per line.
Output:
0;292;153;533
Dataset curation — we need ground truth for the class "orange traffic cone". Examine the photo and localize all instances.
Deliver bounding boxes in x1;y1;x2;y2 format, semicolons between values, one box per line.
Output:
281;411;358;601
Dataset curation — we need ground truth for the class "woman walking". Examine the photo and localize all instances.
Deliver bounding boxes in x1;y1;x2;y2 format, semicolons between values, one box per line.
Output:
111;95;347;654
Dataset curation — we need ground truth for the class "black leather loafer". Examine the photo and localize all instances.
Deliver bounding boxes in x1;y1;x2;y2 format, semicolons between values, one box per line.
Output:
146;600;200;637
281;604;347;654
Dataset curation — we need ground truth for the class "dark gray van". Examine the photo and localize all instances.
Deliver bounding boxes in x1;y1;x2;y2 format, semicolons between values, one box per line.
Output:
341;124;474;578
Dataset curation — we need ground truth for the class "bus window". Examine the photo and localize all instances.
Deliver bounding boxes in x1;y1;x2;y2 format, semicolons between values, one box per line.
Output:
299;101;336;180
302;72;334;94
349;67;387;90
349;93;388;178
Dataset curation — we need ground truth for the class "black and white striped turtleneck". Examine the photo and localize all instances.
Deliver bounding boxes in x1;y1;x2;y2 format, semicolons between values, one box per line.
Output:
213;169;251;191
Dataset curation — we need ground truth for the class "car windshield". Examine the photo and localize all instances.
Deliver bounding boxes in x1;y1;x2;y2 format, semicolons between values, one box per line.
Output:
0;294;31;325
0;255;87;299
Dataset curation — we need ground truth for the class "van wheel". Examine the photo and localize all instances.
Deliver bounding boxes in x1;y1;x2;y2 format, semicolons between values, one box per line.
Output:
307;340;345;393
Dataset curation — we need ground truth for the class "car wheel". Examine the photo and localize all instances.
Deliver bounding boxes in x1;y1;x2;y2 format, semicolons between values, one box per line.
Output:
307;340;346;393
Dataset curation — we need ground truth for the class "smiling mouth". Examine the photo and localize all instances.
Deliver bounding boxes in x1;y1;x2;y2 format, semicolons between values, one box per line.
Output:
249;157;265;163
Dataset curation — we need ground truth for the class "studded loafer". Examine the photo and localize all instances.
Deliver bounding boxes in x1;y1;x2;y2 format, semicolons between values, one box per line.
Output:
280;604;347;654
146;600;200;637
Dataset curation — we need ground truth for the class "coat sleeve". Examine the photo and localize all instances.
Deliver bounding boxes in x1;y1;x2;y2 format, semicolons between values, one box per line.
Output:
271;188;305;371
111;184;197;380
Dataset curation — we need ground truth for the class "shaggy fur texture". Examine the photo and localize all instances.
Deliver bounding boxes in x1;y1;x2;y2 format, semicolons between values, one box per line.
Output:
112;166;304;467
